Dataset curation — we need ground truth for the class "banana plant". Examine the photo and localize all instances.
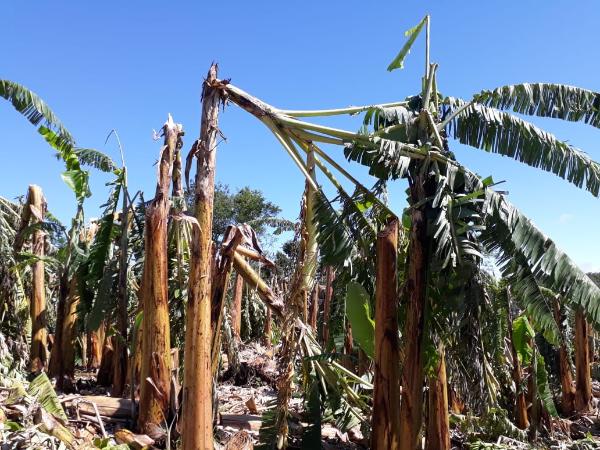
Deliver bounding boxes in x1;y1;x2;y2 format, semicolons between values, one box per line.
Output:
0;196;29;380
205;14;600;447
1;79;118;386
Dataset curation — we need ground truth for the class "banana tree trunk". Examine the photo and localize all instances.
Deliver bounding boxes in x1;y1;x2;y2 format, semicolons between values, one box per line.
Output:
231;271;244;339
130;310;143;399
449;388;465;414
113;168;129;397
552;298;575;415
272;150;318;449
28;185;48;373
87;323;105;369
528;348;540;440
575;307;592;412
301;148;318;319
210;229;245;375
60;276;80;378
507;298;529;429
49;274;67;381
302;288;309;323
138;116;182;434
308;284;319;331
426;345;450;450
182;65;221;450
399;172;430;450
80;332;87;369
372;218;401;450
61;224;97;380
322;267;334;346
263;307;272;348
97;335;115;387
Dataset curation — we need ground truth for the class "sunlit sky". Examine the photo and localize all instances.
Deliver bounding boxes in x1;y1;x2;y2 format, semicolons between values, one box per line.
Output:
2;1;600;271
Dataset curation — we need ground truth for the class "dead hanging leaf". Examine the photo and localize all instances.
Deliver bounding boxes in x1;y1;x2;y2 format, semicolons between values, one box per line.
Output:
184;139;199;190
154;144;168;182
221;224;275;268
143;422;167;442
170;211;200;231
170;374;181;420
33;406;75;449
145;377;165;400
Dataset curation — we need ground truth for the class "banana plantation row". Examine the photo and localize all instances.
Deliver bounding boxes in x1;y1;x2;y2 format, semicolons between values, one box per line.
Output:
2;16;600;449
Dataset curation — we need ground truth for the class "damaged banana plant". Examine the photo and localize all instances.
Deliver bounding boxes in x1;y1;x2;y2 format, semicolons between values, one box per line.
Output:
201;14;600;448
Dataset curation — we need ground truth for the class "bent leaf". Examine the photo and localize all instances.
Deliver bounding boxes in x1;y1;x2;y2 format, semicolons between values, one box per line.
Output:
473;83;600;129
536;354;558;417
512;315;535;366
28;373;68;422
345;281;375;358
387;16;427;72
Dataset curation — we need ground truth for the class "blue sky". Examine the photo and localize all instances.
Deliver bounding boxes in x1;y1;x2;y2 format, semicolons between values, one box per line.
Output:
2;1;600;271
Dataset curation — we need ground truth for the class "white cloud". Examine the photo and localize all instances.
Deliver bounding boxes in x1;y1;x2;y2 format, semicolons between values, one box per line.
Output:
580;261;600;274
558;213;574;224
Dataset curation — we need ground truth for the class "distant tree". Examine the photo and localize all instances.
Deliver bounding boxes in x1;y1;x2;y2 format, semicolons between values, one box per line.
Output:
186;182;282;242
274;239;299;282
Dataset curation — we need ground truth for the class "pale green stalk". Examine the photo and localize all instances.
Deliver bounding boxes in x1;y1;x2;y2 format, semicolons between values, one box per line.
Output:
437;100;473;131
262;117;319;191
292;136;397;219
279;101;408;117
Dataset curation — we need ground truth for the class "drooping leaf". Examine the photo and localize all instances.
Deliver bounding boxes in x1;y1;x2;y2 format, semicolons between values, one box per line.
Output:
301;379;322;449
86;259;118;331
343;138;413;181
512;315;535;365
27;373;68;421
61;169;91;202
484;190;600;327
75;148;118;173
474;83;600;129
0;80;74;146
387;16;428;71
345;282;375;359
445;98;600;197
313;192;353;267
255;399;280;450
481;217;561;345
0;80;101;203
504;258;561;345
79;171;123;326
536;354;558;417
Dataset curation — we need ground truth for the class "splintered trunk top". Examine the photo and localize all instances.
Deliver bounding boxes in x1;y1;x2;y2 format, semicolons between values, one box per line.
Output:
138;116;182;435
182;64;222;450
